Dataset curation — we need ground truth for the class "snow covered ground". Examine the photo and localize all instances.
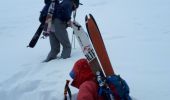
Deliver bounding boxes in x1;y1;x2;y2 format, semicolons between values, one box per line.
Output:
0;0;170;100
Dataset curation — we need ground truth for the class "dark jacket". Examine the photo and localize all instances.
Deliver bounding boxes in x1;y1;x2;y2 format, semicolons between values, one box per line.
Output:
40;0;72;23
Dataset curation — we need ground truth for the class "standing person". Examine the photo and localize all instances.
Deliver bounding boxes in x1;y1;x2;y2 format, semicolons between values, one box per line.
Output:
39;0;73;62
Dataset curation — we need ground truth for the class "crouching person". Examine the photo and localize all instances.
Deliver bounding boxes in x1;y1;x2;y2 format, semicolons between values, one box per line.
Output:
69;58;104;100
68;58;132;100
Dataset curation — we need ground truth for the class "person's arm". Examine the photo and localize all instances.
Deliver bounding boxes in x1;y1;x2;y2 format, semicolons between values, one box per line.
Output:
62;0;72;22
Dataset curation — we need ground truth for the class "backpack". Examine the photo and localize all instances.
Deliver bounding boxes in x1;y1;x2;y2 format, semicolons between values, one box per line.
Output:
97;74;132;100
72;0;81;10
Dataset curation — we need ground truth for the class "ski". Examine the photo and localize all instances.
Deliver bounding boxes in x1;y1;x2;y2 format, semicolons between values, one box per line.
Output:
85;14;115;77
42;0;55;37
72;19;115;100
72;21;103;75
27;23;44;48
28;0;55;48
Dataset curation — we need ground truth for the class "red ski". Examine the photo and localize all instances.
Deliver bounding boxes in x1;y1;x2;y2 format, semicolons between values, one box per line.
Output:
85;14;115;77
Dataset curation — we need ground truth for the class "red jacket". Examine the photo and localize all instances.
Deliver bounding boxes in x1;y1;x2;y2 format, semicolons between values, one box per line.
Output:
77;80;104;100
70;58;104;100
70;59;131;100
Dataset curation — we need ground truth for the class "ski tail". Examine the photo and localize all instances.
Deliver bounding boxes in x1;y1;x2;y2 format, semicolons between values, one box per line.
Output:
27;23;44;48
85;14;115;77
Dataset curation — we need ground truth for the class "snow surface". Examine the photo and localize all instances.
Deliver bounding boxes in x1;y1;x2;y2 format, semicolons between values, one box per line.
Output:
0;0;170;100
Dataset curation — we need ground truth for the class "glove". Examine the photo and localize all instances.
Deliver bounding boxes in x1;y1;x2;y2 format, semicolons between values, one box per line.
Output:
67;20;73;27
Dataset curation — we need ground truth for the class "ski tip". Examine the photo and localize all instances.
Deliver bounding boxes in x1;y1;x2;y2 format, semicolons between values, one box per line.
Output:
85;15;88;23
89;14;93;18
85;14;91;18
87;13;100;32
85;13;95;21
85;15;87;19
89;14;95;21
85;14;92;23
86;13;94;19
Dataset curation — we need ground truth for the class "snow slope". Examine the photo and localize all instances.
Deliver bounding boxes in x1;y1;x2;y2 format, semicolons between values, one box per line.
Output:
0;0;170;100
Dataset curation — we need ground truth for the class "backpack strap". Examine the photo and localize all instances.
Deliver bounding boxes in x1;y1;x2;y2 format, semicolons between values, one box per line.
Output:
96;71;114;100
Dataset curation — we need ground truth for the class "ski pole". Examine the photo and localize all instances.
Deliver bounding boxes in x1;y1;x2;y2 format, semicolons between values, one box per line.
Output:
71;10;77;49
64;80;72;100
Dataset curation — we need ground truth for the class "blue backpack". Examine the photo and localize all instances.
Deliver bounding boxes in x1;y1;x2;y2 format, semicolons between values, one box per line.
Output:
97;73;132;100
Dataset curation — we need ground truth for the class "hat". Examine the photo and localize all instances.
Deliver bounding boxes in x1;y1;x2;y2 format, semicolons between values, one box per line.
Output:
70;58;95;88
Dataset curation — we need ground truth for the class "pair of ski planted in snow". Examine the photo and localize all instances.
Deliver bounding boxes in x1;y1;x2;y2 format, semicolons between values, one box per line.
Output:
72;14;115;100
72;14;114;77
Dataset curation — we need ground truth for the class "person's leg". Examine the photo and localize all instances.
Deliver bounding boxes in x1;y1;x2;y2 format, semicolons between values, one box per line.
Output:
54;19;71;59
60;31;71;59
44;32;60;62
